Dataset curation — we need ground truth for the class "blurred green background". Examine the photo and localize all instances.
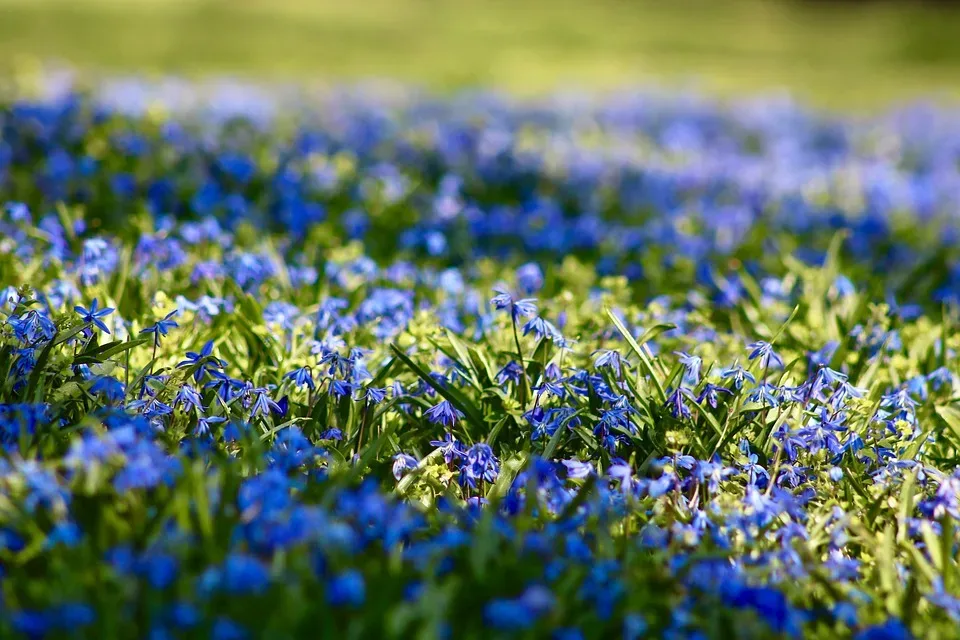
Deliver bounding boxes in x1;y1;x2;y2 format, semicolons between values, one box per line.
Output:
2;0;960;108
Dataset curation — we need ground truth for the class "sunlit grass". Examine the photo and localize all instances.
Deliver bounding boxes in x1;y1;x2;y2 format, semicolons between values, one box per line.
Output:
1;0;960;107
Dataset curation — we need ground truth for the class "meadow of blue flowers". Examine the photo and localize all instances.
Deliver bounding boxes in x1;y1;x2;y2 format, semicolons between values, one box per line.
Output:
2;78;960;638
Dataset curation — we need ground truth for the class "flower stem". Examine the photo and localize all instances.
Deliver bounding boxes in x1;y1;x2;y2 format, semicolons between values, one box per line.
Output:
512;316;527;407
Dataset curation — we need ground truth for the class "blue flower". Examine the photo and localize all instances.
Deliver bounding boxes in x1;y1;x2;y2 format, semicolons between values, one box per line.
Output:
140;310;179;347
459;443;500;489
327;570;365;608
364;386;387;404
926;577;960;622
46;521;82;548
516;262;544;294
497;361;525;386
11;610;49;639
484;586;555;631
697;383;732;409
425;400;464;428
105;545;136;576
666;387;693;419
221;553;271;594
168;603;200;630
284;366;315;391
91;376;126;403
268;427;316;471
174;385;203;414
741;454;769;487
8;309;56;344
675;351;702;385
746;382;780;407
429;432;464;464
51;603;94;629
853;619;912;640
723;585;802;638
623;613;648;640
138;552;179;589
720;361;755;390
523;315;564;342
74;298;114;334
747;341;783;369
176;340;224;382
329;379;355;399
491;285;538;321
249;388;282;418
212;618;248;640
392;453;419;480
4;201;30;222
320;427;344;441
928;366;953;391
195;415;225;438
593;349;624;377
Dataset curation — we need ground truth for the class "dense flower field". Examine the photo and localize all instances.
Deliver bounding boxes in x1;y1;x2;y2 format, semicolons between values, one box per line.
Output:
2;79;960;638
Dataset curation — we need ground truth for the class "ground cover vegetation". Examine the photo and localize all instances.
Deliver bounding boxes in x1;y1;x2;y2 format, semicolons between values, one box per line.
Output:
1;81;960;638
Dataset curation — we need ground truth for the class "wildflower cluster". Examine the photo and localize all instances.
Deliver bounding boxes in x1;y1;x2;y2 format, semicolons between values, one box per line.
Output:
0;79;959;638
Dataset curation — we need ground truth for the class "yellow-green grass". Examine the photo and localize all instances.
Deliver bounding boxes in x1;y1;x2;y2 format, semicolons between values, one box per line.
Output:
2;0;960;109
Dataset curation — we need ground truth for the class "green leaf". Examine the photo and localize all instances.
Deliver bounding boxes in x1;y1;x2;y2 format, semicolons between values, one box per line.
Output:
485;452;528;503
428;336;481;391
128;357;160;397
367;355;396;390
897;470;918;544
443;330;479;379
605;308;669;404
920;521;943;572
25;329;69;403
877;525;898;596
935;405;960;447
75;337;151;365
557;473;597;522
943;515;956;590
394;448;444;496
339;418;403;489
542;408;585;459
485;416;510;449
390;344;486;435
52;321;93;347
